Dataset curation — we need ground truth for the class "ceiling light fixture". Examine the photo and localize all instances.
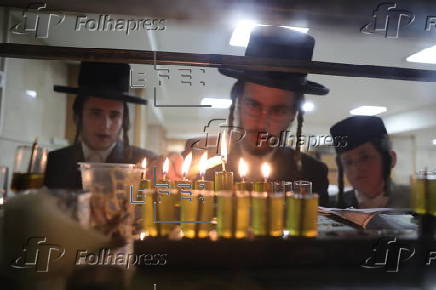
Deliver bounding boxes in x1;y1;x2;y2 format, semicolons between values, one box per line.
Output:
200;98;232;109
407;45;436;64
302;101;314;112
25;90;37;98
230;21;309;47
350;106;387;116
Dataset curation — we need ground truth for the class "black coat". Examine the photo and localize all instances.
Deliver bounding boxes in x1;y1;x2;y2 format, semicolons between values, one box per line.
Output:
43;141;156;190
205;145;330;207
340;184;411;209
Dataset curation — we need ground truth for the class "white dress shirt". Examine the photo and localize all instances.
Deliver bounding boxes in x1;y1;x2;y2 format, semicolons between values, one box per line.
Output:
81;142;117;162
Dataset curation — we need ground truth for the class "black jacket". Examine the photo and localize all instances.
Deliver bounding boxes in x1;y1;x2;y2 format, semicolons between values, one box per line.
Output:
205;145;330;207
340;184;411;209
44;141;156;190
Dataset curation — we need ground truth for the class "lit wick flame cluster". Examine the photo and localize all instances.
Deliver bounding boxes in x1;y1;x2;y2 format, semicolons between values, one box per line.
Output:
138;131;271;183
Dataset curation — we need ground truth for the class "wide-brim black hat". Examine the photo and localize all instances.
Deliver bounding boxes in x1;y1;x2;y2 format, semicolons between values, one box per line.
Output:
330;116;388;153
219;26;329;95
54;62;147;105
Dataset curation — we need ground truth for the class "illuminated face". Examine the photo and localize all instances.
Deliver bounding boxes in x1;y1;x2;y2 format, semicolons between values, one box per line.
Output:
340;142;386;198
238;82;297;155
81;97;124;151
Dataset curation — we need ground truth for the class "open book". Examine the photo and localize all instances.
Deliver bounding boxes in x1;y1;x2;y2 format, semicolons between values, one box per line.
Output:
318;207;406;229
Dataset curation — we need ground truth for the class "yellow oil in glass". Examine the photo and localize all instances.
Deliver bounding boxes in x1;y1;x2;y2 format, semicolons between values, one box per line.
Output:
286;194;318;237
217;191;233;238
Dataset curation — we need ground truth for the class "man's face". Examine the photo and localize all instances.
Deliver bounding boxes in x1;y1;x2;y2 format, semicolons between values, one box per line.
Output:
81;97;124;151
340;142;385;198
238;82;297;155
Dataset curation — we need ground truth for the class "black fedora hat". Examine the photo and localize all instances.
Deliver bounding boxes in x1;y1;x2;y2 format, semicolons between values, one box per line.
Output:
330;116;388;153
219;26;329;95
54;62;147;105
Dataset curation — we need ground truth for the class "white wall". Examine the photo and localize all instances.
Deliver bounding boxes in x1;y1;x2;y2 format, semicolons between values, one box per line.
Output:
0;13;69;191
390;135;415;185
415;130;436;172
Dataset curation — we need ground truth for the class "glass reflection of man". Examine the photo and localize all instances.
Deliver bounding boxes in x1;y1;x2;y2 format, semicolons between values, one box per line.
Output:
44;62;181;189
330;116;410;208
214;26;331;206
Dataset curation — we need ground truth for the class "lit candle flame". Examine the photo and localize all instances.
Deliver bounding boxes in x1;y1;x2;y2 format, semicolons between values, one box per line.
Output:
140;158;147;180
182;152;193;178
220;131;228;171
261;162;271;181
207;156;222;169
141;158;147;169
199;151;208;179
238;158;248;180
163;157;169;180
140;232;146;240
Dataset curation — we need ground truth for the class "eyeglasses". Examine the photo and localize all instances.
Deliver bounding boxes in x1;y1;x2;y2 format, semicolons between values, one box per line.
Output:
239;98;295;121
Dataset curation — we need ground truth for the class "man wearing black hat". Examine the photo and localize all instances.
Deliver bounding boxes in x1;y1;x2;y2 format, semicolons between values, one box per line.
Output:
204;26;331;206
44;62;157;189
330;116;410;209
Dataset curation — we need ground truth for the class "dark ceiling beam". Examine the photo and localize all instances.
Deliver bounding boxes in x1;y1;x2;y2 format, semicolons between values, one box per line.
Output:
2;43;436;82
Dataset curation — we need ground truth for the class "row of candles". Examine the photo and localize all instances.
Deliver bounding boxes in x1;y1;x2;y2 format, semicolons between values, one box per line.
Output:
136;133;318;239
137;132;276;192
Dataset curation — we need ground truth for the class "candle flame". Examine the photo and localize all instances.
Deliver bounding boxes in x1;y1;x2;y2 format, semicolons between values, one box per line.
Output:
140;232;146;240
141;158;147;169
163;157;169;175
220;131;228;163
182;152;193;176
238;158;248;178
199;151;208;176
206;156;222;169
261;162;271;180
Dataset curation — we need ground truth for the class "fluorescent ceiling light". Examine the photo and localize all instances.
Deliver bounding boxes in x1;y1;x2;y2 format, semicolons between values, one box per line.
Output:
230;20;257;47
201;98;232;109
407;45;436;64
432;139;436;146
350;106;387;116
25;90;37;98
302;101;314;112
280;26;309;34
230;21;309;47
